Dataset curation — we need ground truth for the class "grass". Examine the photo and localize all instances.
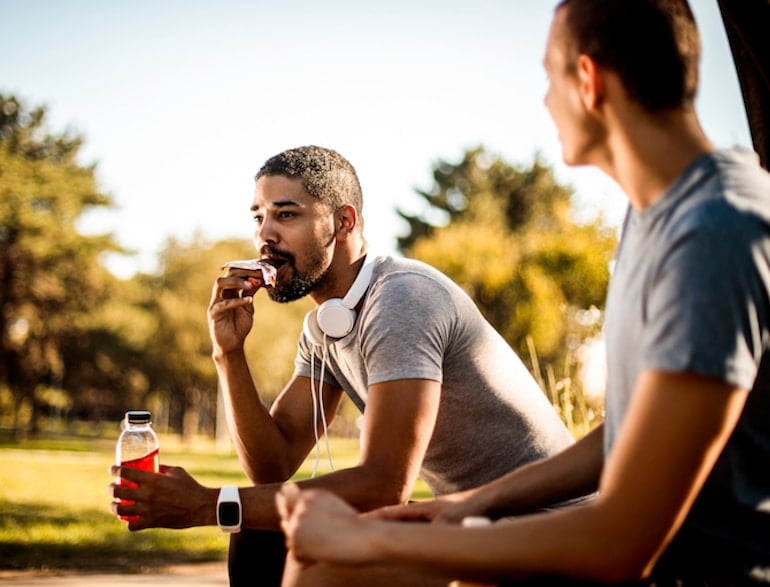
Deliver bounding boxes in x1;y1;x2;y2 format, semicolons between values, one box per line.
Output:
0;432;431;573
527;336;604;439
0;354;597;576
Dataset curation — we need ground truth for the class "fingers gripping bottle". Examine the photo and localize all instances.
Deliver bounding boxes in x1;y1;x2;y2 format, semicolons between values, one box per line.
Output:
116;410;159;521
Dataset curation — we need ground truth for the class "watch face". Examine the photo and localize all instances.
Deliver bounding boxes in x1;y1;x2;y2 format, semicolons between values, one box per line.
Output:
218;502;240;527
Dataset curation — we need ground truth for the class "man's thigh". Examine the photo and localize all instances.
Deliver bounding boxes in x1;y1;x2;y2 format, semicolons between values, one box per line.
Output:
229;528;287;587
282;551;453;587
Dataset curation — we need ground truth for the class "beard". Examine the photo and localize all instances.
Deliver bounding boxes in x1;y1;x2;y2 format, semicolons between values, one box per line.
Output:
265;248;330;304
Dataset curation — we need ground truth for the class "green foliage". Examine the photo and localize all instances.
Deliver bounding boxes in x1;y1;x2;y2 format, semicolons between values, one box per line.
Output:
0;91;611;440
400;147;616;387
0;94;123;435
0;93;314;439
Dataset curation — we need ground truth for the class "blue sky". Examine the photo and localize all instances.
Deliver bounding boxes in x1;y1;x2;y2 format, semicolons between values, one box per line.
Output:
0;0;752;277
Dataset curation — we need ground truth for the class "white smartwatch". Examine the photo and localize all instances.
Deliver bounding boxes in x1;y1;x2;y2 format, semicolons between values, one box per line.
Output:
217;486;242;533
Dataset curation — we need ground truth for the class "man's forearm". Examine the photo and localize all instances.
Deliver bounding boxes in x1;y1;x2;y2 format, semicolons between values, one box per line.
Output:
474;423;604;517
241;464;413;531
215;349;291;483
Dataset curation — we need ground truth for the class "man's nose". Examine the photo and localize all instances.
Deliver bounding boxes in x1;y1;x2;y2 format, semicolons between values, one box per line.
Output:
255;216;279;245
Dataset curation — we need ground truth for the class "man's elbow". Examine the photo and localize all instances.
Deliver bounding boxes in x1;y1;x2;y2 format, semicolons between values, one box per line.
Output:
355;471;415;512
242;459;294;485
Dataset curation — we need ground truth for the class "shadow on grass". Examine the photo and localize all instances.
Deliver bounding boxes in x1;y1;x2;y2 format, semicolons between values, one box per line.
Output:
0;500;226;572
0;542;223;573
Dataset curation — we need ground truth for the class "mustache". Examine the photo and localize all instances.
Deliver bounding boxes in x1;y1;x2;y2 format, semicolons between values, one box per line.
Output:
260;247;294;265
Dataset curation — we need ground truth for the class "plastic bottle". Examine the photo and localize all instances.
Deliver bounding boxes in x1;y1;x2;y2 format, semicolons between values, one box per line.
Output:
115;410;159;521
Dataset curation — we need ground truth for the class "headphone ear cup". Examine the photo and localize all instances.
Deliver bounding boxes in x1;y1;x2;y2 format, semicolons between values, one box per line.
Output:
302;308;325;346
316;299;356;339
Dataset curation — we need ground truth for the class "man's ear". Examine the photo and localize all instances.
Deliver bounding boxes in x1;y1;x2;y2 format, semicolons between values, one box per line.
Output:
577;54;604;111
335;204;358;238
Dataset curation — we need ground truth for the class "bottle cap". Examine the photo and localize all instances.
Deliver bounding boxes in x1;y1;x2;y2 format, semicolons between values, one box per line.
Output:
125;410;152;425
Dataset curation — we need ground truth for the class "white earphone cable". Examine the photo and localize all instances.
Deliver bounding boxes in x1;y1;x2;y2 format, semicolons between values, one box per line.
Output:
318;336;334;472
309;333;334;478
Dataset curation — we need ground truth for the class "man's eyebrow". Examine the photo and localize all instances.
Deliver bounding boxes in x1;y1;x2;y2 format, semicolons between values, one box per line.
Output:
250;199;303;212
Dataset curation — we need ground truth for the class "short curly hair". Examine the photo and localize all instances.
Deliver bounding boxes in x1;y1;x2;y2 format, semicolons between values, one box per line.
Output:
255;145;364;217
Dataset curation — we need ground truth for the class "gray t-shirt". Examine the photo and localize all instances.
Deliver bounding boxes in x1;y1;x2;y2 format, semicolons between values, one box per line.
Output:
604;148;770;561
294;255;574;496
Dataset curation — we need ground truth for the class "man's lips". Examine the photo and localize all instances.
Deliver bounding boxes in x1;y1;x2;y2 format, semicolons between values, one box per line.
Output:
259;256;291;284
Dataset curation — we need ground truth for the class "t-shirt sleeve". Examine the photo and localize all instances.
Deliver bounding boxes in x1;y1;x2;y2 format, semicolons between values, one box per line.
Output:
358;272;454;386
642;209;764;390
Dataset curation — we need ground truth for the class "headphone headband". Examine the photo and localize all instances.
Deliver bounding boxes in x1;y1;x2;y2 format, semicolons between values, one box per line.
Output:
342;256;376;310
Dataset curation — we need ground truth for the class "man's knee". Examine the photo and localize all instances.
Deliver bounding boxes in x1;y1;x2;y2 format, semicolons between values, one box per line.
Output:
282;550;452;587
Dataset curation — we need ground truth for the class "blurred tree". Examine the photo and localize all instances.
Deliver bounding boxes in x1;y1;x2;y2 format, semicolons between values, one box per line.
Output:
0;94;123;437
398;147;616;383
58;275;157;432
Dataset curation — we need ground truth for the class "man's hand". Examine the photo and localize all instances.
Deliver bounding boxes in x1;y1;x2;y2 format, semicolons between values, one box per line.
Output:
277;484;379;567
364;491;477;525
109;464;218;531
208;272;260;355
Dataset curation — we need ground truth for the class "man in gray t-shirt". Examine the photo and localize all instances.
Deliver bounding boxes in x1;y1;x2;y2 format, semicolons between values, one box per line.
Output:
604;148;770;570
295;254;572;497
273;3;770;585
110;145;573;587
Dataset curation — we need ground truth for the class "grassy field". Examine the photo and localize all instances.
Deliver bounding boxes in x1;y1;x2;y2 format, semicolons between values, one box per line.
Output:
0;432;430;573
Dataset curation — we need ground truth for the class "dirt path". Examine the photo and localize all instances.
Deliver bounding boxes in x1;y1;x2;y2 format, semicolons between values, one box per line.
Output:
0;562;228;586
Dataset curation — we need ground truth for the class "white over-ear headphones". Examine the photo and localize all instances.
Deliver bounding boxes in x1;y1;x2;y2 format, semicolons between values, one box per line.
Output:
303;256;376;345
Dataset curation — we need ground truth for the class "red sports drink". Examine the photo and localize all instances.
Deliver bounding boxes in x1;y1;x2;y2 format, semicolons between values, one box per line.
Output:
116;411;159;522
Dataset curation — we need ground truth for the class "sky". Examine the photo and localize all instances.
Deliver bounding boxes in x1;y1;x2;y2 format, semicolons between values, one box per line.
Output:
0;0;753;278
